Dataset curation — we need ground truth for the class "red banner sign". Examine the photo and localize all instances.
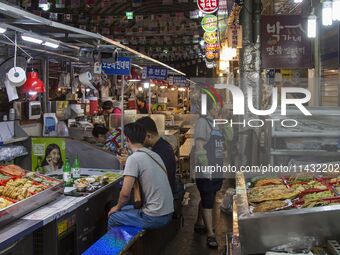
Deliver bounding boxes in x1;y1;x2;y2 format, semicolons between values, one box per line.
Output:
197;0;218;14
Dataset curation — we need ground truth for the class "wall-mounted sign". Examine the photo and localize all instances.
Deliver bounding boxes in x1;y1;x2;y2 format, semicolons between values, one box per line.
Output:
204;31;218;44
261;16;312;69
201;14;218;32
197;0;219;14
142;66;168;80
101;57;131;75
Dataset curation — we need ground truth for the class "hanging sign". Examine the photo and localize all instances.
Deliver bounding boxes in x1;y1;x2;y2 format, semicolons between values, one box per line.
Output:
205;43;219;51
203;31;218;44
201;14;218;32
227;25;243;48
261;16;312;69
197;0;219;14
101;57;131;75
142;66;168;80
205;51;215;60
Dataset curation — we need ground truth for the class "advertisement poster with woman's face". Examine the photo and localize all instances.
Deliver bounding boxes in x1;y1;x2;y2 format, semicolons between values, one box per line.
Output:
32;138;66;173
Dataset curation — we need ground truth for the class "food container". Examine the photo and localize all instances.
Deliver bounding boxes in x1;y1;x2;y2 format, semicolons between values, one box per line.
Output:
0;172;64;227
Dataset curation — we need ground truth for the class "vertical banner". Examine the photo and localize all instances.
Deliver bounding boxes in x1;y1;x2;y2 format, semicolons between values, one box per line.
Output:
261;16;312;68
227;25;242;48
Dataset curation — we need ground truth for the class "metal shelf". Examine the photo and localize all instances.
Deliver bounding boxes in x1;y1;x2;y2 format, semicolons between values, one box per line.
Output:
3;137;29;145
270;149;340;156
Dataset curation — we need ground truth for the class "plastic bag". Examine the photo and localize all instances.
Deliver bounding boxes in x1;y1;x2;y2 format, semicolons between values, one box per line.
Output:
220;188;235;213
0;145;27;162
271;235;317;253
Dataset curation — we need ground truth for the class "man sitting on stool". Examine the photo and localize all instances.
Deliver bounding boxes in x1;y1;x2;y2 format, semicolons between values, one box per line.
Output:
108;122;174;229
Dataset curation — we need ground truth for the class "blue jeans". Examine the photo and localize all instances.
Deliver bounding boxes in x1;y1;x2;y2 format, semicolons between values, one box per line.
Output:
108;205;173;230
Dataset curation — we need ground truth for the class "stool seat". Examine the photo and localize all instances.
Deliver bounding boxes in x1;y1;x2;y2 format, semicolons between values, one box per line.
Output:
82;226;144;255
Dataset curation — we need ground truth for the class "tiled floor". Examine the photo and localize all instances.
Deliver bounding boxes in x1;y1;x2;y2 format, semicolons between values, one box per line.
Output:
161;185;232;255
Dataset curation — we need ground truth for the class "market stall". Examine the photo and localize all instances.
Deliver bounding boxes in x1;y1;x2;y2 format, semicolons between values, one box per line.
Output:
232;172;340;254
0;2;189;254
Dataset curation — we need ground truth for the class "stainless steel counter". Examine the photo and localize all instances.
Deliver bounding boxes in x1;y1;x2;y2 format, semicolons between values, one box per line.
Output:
0;168;122;251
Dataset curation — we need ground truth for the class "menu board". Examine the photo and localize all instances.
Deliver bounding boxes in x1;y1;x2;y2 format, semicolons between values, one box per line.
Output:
261;15;312;69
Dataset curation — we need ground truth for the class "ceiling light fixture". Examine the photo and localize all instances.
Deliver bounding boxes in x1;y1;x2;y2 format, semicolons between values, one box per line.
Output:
22;34;43;44
143;82;150;89
43;41;59;49
40;3;50;11
294;0;303;3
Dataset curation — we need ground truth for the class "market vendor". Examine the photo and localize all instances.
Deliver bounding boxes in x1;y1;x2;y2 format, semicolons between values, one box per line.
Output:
101;100;122;115
92;124;125;156
108;122;173;229
136;96;149;114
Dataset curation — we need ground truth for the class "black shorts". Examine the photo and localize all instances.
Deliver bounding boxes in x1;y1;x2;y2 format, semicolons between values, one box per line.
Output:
196;179;223;209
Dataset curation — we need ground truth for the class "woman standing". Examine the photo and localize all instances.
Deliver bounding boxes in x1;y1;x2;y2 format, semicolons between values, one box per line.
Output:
193;95;225;249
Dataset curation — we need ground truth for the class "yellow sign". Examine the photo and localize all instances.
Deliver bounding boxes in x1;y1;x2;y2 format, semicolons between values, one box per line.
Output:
204;31;218;44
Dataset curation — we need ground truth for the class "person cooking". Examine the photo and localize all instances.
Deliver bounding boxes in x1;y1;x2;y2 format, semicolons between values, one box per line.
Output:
92;124;124;156
100;100;122;127
136;96;149;114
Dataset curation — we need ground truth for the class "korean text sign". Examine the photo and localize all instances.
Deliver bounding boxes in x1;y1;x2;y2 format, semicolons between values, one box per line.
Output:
102;57;131;75
261;16;312;69
143;66;168;80
197;0;218;13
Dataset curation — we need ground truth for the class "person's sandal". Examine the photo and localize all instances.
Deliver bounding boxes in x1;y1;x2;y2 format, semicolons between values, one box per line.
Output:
207;235;218;248
194;223;207;234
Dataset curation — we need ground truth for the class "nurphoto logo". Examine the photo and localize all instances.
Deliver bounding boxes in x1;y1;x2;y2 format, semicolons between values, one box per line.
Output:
200;84;312;128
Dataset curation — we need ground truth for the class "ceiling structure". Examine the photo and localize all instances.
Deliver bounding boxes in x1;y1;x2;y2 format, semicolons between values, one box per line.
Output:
262;0;303;15
2;0;310;75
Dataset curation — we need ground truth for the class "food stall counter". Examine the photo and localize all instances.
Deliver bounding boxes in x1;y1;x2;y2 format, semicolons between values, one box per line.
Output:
0;168;123;253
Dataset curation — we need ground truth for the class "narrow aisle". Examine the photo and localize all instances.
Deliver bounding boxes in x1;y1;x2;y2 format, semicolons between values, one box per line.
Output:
162;185;232;255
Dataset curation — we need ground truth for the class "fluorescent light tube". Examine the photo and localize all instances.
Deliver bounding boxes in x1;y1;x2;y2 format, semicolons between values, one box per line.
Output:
22;35;43;44
43;41;59;49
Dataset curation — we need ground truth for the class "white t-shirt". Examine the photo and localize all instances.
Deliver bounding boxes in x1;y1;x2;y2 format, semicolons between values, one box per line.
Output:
124;148;174;216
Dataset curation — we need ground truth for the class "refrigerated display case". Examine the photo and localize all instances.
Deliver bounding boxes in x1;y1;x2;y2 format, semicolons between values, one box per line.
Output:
234;172;340;254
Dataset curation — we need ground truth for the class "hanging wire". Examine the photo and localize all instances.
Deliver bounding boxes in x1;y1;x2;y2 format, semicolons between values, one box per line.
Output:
2;33;33;62
14;32;17;72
